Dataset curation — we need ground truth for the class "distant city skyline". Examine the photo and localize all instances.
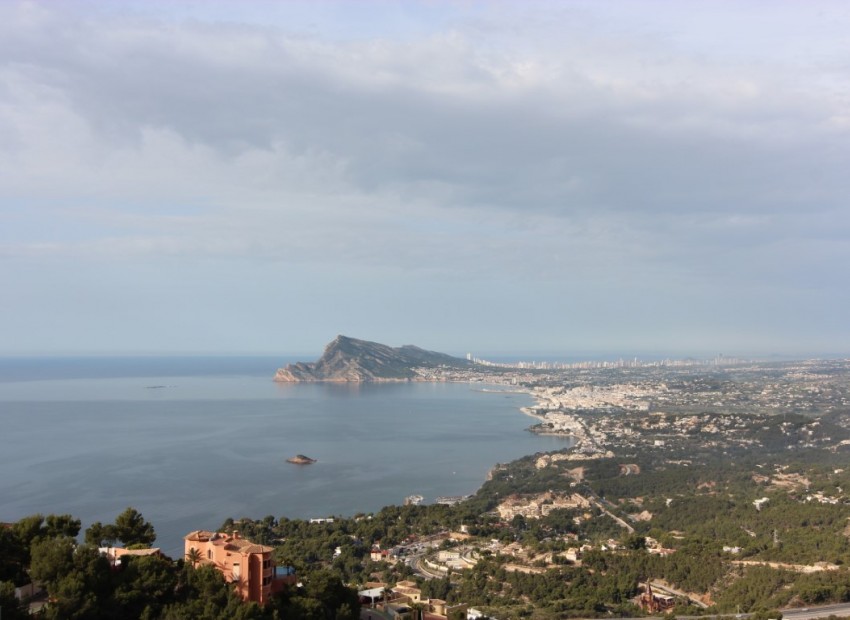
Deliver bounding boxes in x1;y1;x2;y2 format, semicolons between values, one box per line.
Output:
1;1;848;357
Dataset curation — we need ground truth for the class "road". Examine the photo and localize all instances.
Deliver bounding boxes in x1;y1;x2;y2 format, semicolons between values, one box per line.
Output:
409;554;445;580
588;496;635;533
675;601;850;620
780;602;850;620
577;485;636;534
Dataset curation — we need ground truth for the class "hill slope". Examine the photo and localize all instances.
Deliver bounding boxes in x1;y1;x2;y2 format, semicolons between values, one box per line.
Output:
274;335;470;382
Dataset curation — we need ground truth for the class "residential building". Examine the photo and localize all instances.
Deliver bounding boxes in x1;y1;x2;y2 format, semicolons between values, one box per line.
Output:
184;530;293;605
392;580;423;604
99;546;162;567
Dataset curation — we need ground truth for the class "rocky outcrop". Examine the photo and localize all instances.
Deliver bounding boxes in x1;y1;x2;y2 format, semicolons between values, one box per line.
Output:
286;454;317;465
274;335;470;382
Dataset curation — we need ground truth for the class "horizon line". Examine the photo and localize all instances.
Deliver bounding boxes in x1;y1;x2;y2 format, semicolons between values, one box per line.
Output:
1;350;848;361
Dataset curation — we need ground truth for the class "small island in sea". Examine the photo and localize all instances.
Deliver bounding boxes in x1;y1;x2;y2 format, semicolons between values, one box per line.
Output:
286;454;317;465
274;334;471;382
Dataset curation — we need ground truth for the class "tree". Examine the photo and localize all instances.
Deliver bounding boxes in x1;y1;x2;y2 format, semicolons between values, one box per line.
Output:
624;534;647;550
168;566;222;618
0;526;27;584
186;547;202;569
112;555;179;619
86;509;155;548
113;507;156;547
44;514;82;539
85;521;118;547
311;569;360;618
29;541;111;619
0;580;29;620
46;571;101;620
410;601;426;620
29;537;75;588
13;514;46;548
422;575;451;601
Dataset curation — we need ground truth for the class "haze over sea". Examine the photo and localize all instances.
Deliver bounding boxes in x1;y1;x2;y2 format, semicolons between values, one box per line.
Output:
0;356;571;557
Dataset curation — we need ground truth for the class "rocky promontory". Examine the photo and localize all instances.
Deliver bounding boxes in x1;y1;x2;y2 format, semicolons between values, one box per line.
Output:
274;335;471;382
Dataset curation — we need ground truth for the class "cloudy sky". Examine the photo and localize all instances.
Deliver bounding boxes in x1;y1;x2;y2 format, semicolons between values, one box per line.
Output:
1;1;848;357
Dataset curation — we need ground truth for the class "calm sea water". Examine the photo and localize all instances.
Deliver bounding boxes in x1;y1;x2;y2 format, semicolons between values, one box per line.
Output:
0;357;571;557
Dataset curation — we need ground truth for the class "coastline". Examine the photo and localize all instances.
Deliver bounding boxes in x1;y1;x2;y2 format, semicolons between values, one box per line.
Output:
274;376;434;383
461;382;580;440
2;369;570;557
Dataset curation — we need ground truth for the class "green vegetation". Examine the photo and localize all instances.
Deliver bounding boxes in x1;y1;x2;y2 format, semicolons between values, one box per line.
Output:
1;508;359;620
7;444;850;619
8;442;850;620
219;435;850;618
85;507;156;549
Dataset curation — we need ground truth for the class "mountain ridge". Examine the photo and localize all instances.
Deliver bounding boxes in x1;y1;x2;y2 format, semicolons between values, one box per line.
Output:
273;335;471;382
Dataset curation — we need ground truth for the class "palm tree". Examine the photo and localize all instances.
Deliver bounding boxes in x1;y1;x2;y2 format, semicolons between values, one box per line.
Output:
186;547;201;569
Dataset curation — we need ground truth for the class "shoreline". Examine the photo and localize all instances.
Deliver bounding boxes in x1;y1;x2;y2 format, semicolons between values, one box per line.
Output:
2;369;574;557
2;367;570;555
464;382;581;441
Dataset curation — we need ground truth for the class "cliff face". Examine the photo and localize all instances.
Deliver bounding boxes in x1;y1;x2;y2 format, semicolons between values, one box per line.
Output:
274;335;470;382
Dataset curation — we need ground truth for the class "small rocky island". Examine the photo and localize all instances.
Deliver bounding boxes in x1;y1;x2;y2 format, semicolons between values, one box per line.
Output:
286;454;317;465
274;335;471;382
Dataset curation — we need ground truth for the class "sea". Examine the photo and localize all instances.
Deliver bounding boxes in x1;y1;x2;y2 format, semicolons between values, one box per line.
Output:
0;356;572;557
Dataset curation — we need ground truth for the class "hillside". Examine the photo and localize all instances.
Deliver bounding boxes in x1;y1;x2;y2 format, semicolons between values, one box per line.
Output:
273;335;471;382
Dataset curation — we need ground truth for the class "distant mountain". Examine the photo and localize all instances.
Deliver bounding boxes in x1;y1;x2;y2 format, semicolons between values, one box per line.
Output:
274;335;471;382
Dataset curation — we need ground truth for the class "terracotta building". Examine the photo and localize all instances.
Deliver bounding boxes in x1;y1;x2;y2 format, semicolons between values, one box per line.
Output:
184;530;292;604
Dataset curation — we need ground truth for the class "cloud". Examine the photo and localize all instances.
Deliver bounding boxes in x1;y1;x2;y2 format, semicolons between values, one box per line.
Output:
0;1;848;353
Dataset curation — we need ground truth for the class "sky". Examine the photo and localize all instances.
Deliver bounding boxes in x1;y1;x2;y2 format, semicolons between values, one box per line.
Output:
1;0;848;357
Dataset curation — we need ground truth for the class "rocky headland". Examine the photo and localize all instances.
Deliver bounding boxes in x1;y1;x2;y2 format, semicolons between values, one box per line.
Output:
274;335;471;382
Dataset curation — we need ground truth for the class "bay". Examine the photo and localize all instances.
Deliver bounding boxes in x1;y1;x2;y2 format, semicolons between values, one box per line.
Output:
0;357;571;557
